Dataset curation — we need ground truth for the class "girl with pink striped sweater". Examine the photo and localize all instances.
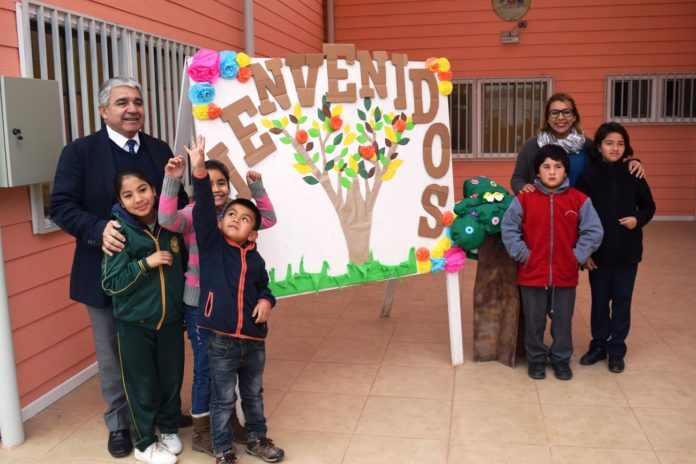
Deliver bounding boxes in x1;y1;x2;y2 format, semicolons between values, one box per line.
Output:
158;139;276;457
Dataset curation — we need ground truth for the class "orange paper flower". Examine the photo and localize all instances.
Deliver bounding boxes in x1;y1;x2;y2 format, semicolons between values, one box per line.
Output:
236;66;252;83
437;71;452;81
416;247;430;262
329;116;343;131
295;130;308;144
207;103;222;119
358;145;375;160
393;118;406;132
425;57;439;72
442;210;455;226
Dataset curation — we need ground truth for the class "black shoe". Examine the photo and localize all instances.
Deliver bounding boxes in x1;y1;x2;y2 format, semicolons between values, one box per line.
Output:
179;413;193;428
527;361;546;379
608;355;625;373
580;346;607;365
552;361;573;380
107;429;133;458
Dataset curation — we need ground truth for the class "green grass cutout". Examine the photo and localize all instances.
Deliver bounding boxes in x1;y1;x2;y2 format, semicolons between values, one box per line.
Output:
269;247;417;297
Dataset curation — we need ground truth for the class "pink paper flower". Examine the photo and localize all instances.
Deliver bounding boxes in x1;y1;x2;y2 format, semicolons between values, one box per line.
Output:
188;48;220;84
444;246;466;272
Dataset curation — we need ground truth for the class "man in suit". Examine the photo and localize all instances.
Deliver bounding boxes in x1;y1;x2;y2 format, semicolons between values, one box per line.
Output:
50;77;187;458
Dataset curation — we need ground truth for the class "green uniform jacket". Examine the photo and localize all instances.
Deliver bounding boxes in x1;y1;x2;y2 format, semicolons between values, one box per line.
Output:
102;204;184;330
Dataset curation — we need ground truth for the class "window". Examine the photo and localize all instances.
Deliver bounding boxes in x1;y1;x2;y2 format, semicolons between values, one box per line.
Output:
449;77;551;159
662;75;695;120
607;74;696;124
17;0;198;233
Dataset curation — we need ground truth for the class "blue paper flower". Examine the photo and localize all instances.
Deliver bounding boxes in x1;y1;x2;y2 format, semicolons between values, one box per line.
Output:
189;83;216;104
219;50;240;79
430;257;446;273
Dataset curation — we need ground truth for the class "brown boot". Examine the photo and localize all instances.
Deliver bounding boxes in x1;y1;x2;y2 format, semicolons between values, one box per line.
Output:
231;410;249;444
192;413;214;456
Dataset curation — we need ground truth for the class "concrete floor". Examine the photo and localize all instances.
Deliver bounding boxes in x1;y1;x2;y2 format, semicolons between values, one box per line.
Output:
2;221;695;464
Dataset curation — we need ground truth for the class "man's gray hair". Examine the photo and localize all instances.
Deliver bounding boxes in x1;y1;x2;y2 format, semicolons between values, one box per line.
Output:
98;77;142;107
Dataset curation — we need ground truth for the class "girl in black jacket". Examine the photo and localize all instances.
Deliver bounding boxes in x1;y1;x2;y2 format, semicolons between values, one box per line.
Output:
576;122;656;373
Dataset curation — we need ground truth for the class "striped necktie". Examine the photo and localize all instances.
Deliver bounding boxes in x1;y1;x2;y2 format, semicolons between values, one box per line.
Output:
126;139;137;154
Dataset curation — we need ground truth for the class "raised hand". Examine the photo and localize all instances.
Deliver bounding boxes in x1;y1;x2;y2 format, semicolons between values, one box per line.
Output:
165;155;187;178
185;135;206;175
246;170;262;184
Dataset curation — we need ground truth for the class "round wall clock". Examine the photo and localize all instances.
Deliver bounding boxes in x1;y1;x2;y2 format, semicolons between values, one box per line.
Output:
492;0;531;21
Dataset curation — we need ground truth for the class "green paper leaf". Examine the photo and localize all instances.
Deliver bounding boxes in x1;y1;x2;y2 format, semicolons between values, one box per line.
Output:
337;159;345;169
302;175;319;185
308;127;319;138
374;107;382;122
279;136;292;144
352;153;360;161
340;147;349;157
383;114;392;124
357;135;368;143
356;123;365;134
357;109;366;121
406;121;415;130
312;152;319;163
299;115;307;124
293;152;306;164
378;154;388;166
272;119;283;128
364;97;371;111
326;144;336;154
374;122;383;131
340;176;352;189
344;167;357;177
333;133;343;145
325;159;335;170
317;108;326;121
398;137;410;145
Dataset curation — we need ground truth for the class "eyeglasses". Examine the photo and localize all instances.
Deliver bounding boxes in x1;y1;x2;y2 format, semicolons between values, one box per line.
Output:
548;109;574;119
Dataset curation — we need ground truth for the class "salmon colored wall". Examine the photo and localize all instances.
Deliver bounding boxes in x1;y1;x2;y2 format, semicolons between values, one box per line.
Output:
334;0;696;215
0;0;323;408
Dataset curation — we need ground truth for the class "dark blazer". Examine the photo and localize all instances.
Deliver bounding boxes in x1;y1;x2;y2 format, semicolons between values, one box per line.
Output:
50;127;186;308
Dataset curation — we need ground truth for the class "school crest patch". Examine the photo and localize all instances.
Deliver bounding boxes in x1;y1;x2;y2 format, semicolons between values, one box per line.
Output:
170;236;181;254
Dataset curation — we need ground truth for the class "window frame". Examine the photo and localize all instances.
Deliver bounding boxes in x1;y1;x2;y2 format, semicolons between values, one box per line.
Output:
606;73;696;124
16;0;198;234
449;76;552;160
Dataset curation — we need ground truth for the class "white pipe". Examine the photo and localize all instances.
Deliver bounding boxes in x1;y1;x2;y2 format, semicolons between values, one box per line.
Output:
244;0;254;56
0;229;25;448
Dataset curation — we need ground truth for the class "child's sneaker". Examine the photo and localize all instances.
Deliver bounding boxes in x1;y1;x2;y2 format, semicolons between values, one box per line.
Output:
216;450;238;464
160;433;183;455
246;437;285;462
134;442;178;464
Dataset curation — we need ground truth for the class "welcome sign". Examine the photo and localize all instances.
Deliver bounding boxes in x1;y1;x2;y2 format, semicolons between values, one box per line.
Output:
186;44;460;298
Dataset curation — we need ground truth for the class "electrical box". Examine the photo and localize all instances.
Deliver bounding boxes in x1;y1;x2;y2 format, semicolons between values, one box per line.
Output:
0;77;65;187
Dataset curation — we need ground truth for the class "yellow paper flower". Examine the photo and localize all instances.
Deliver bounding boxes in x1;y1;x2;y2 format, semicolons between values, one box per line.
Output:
431;236;452;259
437;57;450;72
483;192;505;203
438;80;453;96
236;52;251;67
193;104;210;120
417;260;432;274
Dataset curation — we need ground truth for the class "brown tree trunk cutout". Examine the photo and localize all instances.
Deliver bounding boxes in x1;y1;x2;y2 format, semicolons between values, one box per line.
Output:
279;122;394;264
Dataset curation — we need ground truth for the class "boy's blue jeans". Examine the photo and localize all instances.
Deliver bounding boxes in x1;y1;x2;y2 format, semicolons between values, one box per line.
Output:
208;333;267;454
184;304;210;415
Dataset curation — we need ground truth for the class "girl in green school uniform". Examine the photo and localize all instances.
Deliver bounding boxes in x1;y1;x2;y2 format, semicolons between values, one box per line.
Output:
102;168;185;464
